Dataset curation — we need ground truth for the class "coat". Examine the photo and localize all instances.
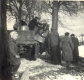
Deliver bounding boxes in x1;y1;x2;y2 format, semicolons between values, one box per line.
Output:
9;39;20;65
71;37;79;47
48;32;61;64
71;37;79;63
48;32;60;47
60;36;74;61
28;18;42;30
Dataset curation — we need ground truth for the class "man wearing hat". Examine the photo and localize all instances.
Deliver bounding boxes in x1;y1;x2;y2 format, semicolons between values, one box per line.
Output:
71;34;79;63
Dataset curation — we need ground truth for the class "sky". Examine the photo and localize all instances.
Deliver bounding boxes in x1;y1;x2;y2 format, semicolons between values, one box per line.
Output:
39;12;84;37
7;11;84;39
58;12;84;37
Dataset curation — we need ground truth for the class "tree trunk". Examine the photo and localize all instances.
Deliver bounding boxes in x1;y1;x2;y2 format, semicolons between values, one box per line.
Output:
0;0;12;80
52;1;59;31
18;0;22;30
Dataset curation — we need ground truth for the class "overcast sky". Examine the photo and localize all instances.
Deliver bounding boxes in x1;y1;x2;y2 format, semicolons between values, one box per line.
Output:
58;12;84;36
7;11;84;37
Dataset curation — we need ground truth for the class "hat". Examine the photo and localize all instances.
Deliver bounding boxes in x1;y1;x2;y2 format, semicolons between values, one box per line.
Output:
71;34;75;37
10;31;18;38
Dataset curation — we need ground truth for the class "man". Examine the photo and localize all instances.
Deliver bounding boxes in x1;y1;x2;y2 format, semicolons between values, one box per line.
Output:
28;17;44;58
9;31;20;78
28;17;43;30
60;32;74;67
71;34;79;63
48;29;61;65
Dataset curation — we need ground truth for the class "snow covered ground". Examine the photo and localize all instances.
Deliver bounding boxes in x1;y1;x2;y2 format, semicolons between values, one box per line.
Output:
18;45;84;73
79;45;84;57
19;58;84;80
17;45;84;80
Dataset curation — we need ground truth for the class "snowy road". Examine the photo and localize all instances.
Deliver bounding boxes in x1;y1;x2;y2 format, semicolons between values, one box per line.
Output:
19;58;84;80
15;45;84;80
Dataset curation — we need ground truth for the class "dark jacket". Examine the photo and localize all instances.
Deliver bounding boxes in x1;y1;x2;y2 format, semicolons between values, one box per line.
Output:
71;37;79;47
28;18;42;30
9;39;20;65
71;37;79;62
48;32;60;47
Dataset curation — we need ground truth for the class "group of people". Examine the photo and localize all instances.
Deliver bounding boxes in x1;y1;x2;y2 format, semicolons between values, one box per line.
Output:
13;17;44;31
9;16;79;79
47;30;79;67
9;17;46;78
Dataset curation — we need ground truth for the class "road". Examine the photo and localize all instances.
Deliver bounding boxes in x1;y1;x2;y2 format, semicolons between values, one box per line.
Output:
12;46;84;80
12;56;84;80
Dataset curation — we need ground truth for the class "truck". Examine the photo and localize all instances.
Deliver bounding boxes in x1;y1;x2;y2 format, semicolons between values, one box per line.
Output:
8;30;40;60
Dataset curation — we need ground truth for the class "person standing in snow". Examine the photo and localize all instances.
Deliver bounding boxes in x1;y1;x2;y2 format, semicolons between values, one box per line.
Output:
9;31;20;78
48;29;61;65
71;34;79;63
60;32;74;67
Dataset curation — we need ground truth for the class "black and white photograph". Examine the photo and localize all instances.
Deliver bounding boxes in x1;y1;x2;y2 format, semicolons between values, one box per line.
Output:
1;0;84;80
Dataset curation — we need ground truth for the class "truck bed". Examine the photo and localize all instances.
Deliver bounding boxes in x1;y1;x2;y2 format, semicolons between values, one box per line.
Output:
8;30;37;45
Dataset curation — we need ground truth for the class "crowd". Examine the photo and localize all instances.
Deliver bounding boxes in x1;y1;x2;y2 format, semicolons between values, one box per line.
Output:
9;16;79;79
47;31;79;67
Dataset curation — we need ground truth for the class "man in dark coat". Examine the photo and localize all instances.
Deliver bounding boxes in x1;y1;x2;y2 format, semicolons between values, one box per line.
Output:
28;17;43;30
71;34;79;63
48;29;61;65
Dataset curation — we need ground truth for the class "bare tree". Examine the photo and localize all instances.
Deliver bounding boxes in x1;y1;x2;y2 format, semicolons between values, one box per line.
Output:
7;0;84;32
25;0;37;21
7;0;37;27
50;1;80;31
34;1;82;32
